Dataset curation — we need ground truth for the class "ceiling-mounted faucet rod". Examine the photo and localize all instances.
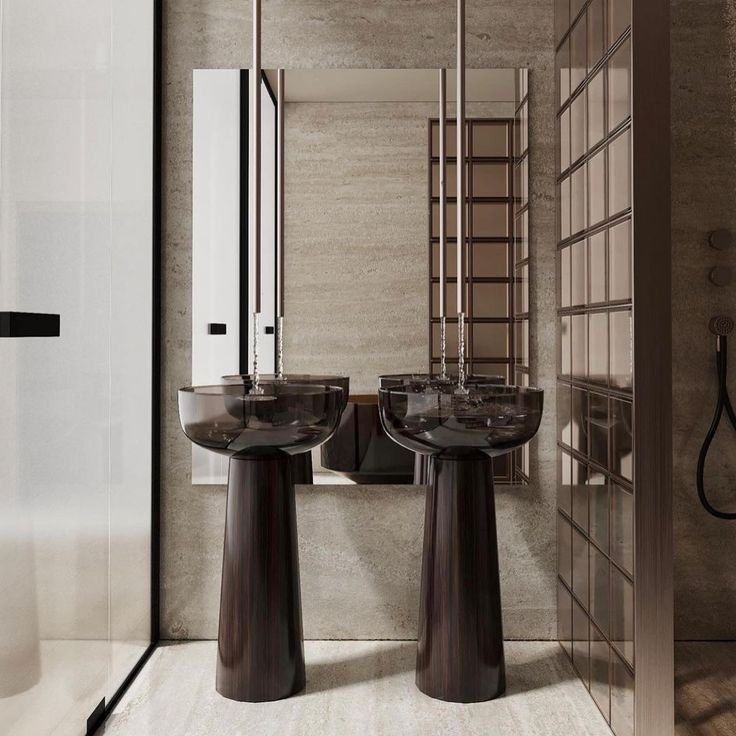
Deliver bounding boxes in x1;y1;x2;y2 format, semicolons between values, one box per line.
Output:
456;0;468;391
439;68;448;380
252;0;262;313
277;68;285;320
439;68;447;321
456;0;466;318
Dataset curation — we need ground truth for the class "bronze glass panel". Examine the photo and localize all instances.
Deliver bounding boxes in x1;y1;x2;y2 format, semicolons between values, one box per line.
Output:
611;652;634;736
560;107;571;172
558;383;573;448
571;386;587;454
571;239;587;306
572;526;590;608
610;397;633;482
561;315;571;375
516;210;529;262
557;36;571;107
587;68;605;150
514;265;529;314
590;628;611;721
589;232;606;303
571;0;586;17
559;448;573;515
608;130;631;216
570;15;587;93
571;165;587;234
558;513;573;587
572;596;591;683
587;0;605;72
611;484;633;575
570;92;587;164
473;163;508;197
571;313;587;378
588;149;606;227
474;202;509;237
572;457;589;532
473;283;509;319
590;545;610;634
611;565;634;666
608;38;631;132
610;309;633;391
558;579;573;660
589;392;609;466
472;123;508;157
472;243;508;277
560;178;571;240
589;470;609;554
608;0;631;49
609;220;632;301
561;245;572;308
474;322;509;358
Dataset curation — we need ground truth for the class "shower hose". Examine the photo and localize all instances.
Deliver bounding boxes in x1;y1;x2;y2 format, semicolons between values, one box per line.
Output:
696;326;736;520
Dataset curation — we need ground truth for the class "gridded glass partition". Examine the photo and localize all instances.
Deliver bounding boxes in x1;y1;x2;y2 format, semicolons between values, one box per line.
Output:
555;0;635;733
428;117;516;482
513;69;531;481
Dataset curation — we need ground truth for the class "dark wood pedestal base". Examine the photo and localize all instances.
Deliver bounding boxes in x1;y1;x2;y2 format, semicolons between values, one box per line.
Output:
416;451;506;702
413;454;430;484
290;452;313;485
216;451;306;702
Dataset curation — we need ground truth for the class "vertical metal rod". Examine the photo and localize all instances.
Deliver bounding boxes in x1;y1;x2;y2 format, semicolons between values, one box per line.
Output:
439;68;447;321
250;0;262;393
277;69;285;320
456;0;466;317
439;68;448;380
456;0;467;391
276;68;285;380
252;0;262;314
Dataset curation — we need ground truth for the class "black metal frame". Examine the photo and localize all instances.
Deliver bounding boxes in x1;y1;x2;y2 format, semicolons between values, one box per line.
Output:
238;69;279;373
87;0;162;731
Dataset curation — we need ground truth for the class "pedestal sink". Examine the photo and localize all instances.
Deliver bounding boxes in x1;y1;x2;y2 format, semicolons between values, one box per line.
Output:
379;380;543;702
378;373;506;484
178;381;344;701
222;374;350;483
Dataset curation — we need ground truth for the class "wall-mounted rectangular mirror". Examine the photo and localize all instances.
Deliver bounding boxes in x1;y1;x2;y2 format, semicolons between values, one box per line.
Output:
192;67;530;484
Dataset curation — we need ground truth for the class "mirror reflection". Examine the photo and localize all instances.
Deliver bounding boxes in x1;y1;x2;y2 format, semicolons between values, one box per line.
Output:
192;68;530;484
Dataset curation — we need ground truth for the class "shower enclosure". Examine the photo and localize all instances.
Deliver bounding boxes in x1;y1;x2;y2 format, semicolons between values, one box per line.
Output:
0;1;159;734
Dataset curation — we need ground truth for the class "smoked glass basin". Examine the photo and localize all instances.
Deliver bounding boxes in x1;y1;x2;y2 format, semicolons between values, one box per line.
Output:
178;382;344;457
222;374;350;411
379;380;544;457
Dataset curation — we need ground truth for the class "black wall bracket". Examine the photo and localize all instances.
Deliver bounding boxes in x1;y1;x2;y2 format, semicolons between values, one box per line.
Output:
0;311;60;338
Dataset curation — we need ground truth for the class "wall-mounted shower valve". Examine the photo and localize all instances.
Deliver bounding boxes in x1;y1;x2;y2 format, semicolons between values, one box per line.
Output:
709;229;734;251
709;265;733;287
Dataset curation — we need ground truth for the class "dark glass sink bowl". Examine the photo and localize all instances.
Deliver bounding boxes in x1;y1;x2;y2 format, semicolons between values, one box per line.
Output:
379;381;544;458
178;382;344;457
379;372;505;389
222;374;350;411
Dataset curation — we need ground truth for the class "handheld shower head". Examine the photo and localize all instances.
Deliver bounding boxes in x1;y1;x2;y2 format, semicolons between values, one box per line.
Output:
709;315;734;337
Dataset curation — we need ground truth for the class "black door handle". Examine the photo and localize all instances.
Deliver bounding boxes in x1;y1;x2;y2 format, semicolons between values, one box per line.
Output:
0;312;60;337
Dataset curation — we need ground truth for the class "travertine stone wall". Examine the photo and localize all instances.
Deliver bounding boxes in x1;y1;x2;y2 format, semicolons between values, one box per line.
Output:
160;0;557;640
671;0;736;639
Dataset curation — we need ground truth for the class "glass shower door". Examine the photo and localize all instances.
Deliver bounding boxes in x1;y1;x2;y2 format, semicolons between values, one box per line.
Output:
0;1;154;734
